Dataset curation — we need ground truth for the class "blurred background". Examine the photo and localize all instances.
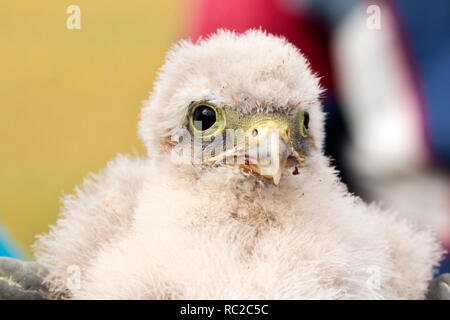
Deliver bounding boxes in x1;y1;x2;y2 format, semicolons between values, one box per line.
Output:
1;0;449;275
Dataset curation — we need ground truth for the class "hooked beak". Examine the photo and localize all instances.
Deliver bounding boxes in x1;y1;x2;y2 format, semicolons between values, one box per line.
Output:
244;130;290;185
205;120;303;185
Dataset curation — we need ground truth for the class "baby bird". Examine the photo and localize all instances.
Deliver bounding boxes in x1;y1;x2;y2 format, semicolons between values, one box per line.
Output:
3;30;445;299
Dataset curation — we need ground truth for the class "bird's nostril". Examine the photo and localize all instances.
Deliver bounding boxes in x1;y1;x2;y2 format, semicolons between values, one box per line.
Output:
252;129;258;137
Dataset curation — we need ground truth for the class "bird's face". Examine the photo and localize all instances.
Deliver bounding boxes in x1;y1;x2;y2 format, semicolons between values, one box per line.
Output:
139;30;325;186
182;102;311;184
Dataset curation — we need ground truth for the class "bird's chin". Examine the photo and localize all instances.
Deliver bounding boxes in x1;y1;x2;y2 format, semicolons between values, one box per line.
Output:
244;161;303;185
204;153;303;186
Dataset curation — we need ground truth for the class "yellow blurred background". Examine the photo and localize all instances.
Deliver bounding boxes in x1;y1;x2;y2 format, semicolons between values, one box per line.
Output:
0;0;183;256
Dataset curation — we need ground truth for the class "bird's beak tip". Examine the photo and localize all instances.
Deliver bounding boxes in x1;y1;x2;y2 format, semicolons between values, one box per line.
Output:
272;169;282;185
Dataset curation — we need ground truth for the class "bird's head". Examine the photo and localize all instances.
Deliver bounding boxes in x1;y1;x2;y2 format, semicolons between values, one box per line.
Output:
139;29;325;185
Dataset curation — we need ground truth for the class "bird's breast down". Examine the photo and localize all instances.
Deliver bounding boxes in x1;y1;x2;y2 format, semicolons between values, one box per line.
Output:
60;162;441;300
31;30;442;299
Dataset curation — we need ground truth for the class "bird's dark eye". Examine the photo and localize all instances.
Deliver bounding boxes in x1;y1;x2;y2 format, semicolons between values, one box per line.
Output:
193;105;216;131
299;111;310;138
304;112;310;130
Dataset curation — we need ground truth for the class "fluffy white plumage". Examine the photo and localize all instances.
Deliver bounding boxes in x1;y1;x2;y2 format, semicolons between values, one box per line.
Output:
33;29;442;299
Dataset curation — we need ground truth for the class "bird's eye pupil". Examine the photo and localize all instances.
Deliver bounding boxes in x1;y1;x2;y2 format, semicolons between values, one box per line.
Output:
193;105;216;131
303;112;310;130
